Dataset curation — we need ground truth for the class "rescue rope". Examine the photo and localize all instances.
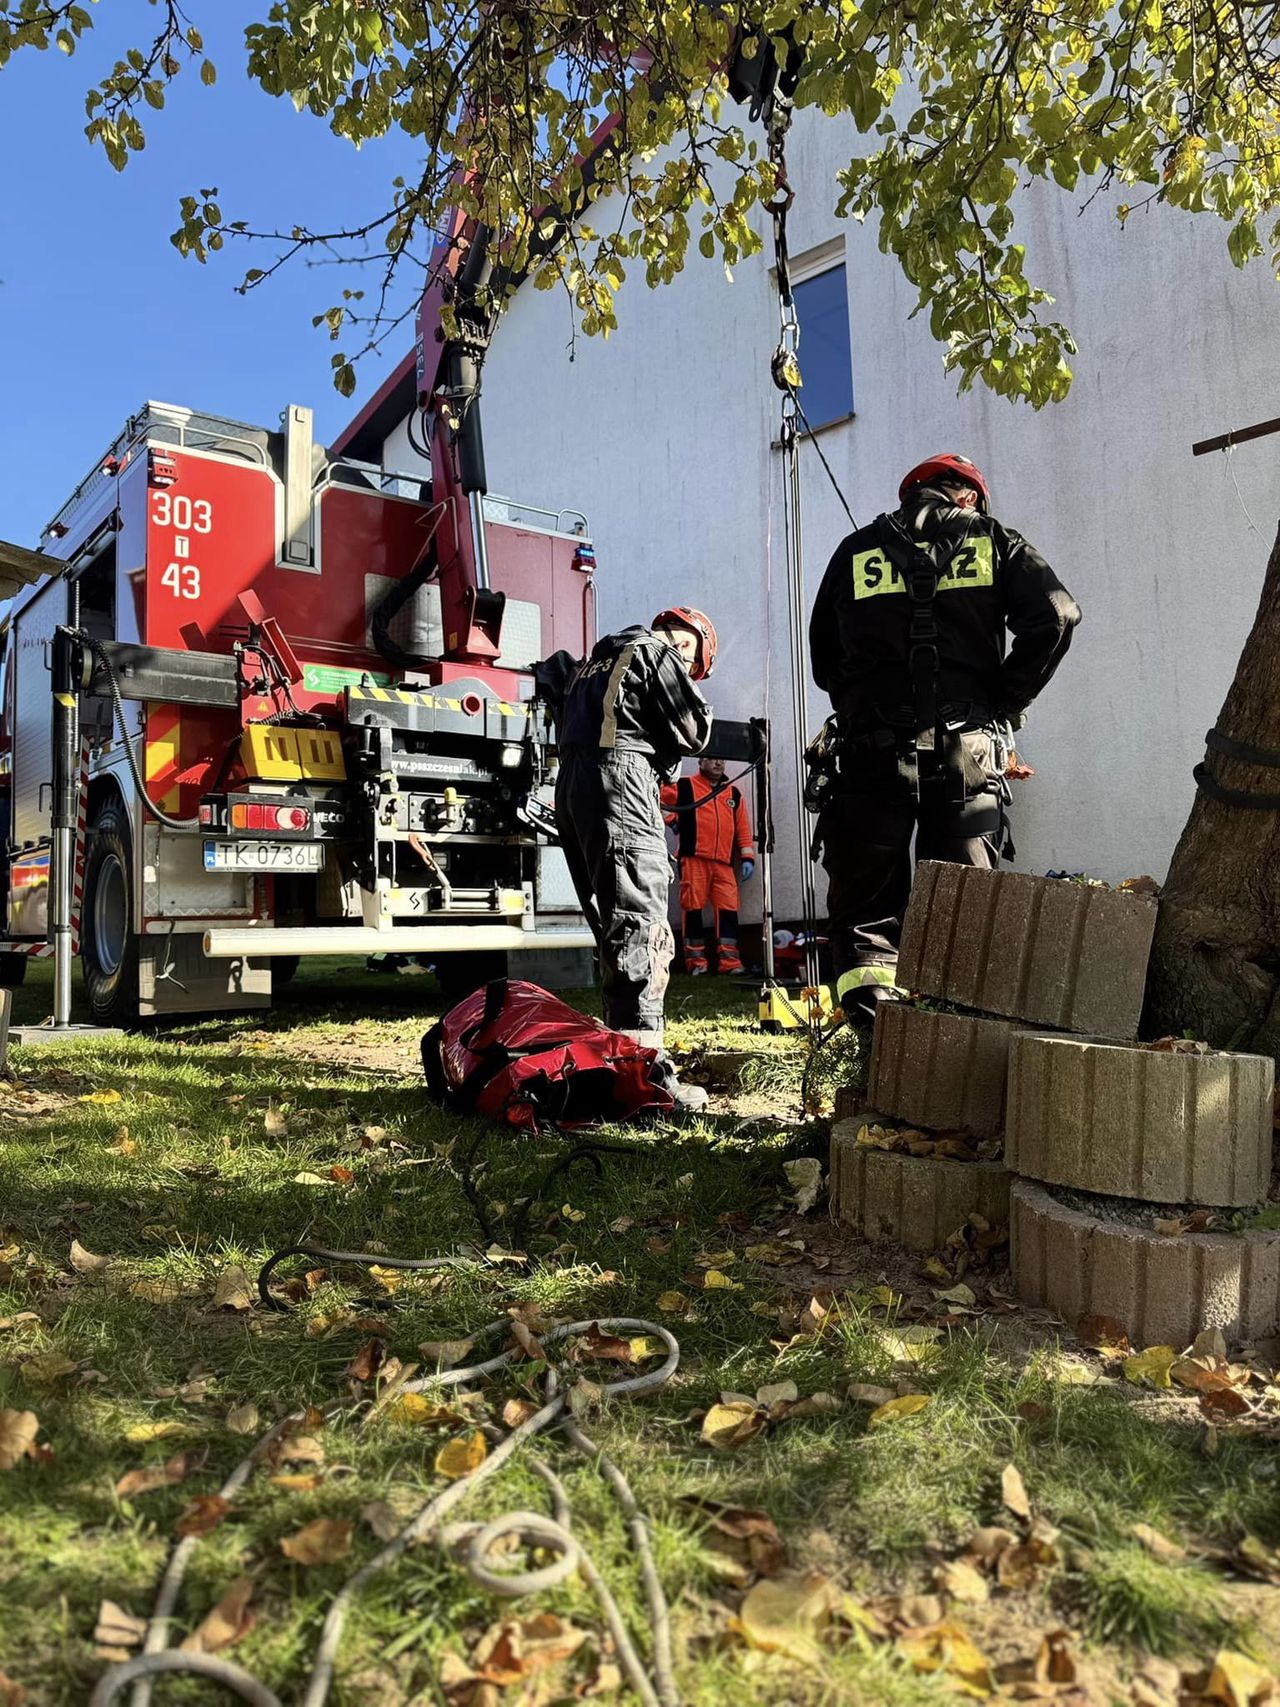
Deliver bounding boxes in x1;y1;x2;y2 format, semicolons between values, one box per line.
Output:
766;86;825;1012
93;1317;681;1707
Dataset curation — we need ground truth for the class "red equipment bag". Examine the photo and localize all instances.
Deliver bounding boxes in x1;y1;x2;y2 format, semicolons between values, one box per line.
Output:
421;979;675;1130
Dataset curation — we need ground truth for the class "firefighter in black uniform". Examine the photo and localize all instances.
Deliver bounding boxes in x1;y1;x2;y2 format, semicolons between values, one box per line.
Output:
809;453;1081;1023
555;606;718;1110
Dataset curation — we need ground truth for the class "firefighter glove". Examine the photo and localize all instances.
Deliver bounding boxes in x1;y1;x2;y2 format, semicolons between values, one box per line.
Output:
740;859;755;882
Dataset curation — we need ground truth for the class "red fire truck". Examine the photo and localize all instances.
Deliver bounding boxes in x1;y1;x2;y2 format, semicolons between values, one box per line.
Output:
0;174;603;1023
0;395;596;1025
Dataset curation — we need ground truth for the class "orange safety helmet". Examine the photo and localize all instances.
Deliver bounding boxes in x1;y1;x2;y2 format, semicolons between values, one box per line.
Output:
899;453;990;511
652;605;718;681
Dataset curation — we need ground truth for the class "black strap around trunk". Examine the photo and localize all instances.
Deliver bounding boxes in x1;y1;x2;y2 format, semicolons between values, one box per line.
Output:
1194;727;1280;810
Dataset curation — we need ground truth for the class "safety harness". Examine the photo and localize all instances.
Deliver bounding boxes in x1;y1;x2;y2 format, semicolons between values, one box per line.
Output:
873;511;965;795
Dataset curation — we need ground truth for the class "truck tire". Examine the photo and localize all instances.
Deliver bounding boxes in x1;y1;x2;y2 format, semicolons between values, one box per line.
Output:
435;950;509;1003
0;954;27;989
82;803;140;1026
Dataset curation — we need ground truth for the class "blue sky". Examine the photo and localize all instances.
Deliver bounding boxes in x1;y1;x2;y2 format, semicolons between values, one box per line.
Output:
0;2;424;547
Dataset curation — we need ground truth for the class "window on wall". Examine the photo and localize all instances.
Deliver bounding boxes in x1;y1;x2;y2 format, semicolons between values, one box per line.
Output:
791;256;853;429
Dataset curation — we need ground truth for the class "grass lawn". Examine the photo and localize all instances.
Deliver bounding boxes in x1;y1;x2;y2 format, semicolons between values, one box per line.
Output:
0;959;1277;1704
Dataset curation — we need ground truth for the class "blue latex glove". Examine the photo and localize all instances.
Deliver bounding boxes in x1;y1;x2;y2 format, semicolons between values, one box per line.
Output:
740;859;755;882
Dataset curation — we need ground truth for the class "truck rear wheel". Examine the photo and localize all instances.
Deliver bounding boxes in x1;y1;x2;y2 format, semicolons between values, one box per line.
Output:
82;803;140;1026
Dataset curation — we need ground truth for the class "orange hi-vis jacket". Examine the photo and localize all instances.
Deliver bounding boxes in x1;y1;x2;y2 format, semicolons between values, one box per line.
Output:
661;772;756;866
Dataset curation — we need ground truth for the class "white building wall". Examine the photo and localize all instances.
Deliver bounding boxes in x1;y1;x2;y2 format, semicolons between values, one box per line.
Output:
382;108;1280;920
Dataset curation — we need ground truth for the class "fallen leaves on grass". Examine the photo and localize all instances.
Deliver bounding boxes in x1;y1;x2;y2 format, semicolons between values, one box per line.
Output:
1124;1345;1177;1389
701;1400;767;1451
730;1572;846;1667
685;1500;787;1583
361;1500;400;1542
131;1276;182;1305
933;1559;989;1604
93;1600;147;1662
847;1382;898;1408
1202;1650;1278;1706
418;1337;475;1368
435;1431;487;1479
868;1393;931;1428
1001;1464;1032;1520
657;1290;689;1315
0;1410;39;1469
115;1450;198;1498
69;1240;111;1274
345;1340;385;1383
126;1419;188;1444
212;1266;255;1311
19;1350;77;1386
225;1402;259;1436
80;1090;122;1105
453;1612;588;1692
263;1104;287;1138
175;1495;231;1538
1132;1523;1187;1563
898;1618;994;1697
280;1519;352;1566
1077;1314;1131;1356
384;1393;465;1428
783;1157;824;1214
179;1577;255;1655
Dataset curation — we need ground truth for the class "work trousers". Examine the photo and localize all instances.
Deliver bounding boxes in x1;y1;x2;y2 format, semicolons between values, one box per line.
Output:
819;731;1002;1022
556;748;675;1035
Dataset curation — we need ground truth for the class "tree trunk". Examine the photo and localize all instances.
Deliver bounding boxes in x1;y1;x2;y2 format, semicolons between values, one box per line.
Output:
1144;522;1280;1059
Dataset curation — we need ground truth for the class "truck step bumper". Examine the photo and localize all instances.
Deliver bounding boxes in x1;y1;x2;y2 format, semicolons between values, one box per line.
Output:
202;925;595;958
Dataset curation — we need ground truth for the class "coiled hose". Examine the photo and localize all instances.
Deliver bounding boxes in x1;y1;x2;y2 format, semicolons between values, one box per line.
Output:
91;1316;681;1707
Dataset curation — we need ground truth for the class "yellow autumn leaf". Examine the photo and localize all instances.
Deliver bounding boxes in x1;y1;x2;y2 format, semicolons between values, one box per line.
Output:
1123;1345;1177;1389
79;1089;122;1104
730;1572;841;1667
385;1392;465;1427
126;1419;188;1443
867;1285;899;1307
366;1265;403;1293
868;1393;931;1428
702;1269;742;1291
695;1249;736;1268
657;1291;689;1314
225;1403;259;1436
701;1401;767;1451
434;1430;488;1479
1203;1649;1278;1707
900;1618;994;1697
560;1203;586;1223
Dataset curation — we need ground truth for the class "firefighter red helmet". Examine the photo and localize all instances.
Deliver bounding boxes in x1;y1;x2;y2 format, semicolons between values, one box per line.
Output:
899;453;990;511
652;606;718;681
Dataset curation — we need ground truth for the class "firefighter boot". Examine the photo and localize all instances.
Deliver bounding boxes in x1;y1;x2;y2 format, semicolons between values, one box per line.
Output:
684;941;709;976
629;1029;709;1114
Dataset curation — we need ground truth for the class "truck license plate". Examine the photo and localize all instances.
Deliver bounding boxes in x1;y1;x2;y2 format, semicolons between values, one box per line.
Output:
203;840;323;872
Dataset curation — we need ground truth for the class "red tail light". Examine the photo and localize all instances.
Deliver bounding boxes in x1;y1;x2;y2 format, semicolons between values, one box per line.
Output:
231;803;311;832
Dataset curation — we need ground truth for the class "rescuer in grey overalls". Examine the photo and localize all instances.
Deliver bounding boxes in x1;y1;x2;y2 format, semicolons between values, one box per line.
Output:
555;607;717;1112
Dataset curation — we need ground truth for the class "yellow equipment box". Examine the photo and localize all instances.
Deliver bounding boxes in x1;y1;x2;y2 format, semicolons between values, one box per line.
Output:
243;724;346;782
758;983;837;1033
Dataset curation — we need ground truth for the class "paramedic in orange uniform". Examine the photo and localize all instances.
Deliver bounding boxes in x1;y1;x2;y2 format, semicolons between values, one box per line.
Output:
662;755;756;974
